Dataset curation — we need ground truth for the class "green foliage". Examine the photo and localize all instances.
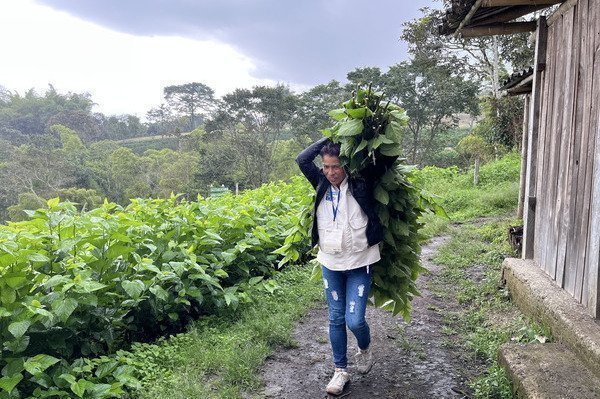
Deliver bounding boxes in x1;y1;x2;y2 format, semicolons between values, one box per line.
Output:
121;137;180;154
55;188;103;212
133;266;322;398
164;82;216;131
413;152;521;221
457;133;494;163
470;364;513;399
432;220;553;399
295;80;349;142
7;193;47;222
0;178;313;398
473;96;524;149
203;84;299;189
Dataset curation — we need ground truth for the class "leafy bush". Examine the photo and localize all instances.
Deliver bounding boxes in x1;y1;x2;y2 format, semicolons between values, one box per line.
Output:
476;152;521;187
413;152;521;221
0;178;313;398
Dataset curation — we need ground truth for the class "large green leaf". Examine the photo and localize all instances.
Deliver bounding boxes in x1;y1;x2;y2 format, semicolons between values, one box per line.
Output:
27;252;50;262
23;354;60;375
75;280;107;293
374;185;390;205
4;336;30;353
346;107;372;119
0;374;23;393
353;140;368;155
1;288;16;305
8;320;31;338
328;108;346;121
3;274;28;289
52;298;78;322
122;280;145;299
379;143;403;157
105;244;134;259
70;379;93;398
337;119;363;137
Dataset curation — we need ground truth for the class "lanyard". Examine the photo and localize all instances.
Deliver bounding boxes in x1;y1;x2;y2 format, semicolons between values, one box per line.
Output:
329;186;341;222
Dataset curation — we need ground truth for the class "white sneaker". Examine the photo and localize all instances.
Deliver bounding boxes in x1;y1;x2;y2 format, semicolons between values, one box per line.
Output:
326;368;350;395
354;347;373;374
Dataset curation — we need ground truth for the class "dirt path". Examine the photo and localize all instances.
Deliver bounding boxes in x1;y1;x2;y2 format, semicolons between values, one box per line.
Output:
259;236;486;398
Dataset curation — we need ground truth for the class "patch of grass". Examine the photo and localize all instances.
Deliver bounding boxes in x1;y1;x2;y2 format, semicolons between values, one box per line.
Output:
432;219;553;399
126;266;323;399
419;212;452;239
416;152;521;226
395;327;426;360
470;364;513;399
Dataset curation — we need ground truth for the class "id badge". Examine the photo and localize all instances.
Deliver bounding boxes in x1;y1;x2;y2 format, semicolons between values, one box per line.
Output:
321;228;343;254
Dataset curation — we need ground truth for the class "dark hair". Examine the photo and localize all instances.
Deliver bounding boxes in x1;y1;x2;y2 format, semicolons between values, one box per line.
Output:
319;140;341;158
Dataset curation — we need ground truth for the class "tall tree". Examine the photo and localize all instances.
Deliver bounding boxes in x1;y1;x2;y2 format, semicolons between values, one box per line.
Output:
295;80;349;142
0;85;95;140
164;82;216;131
204;84;298;188
403;9;535;98
383;59;479;164
146;104;175;136
346;67;386;92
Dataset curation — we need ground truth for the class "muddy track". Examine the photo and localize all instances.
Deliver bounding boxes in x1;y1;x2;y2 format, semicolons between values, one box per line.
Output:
258;235;487;399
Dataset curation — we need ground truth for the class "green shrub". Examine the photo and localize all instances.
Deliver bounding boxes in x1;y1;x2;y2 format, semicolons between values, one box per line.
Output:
0;178;313;398
414;152;521;222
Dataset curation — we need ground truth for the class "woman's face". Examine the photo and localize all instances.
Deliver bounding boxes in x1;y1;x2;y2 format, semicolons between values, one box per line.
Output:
322;154;346;187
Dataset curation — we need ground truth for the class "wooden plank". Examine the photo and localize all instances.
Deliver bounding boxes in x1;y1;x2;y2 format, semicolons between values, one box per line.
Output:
523;16;549;260
580;0;597;310
548;0;579;25
556;6;579;294
507;85;534;95
534;19;556;272
523;19;554;268
585;0;600;317
482;0;562;6
570;0;589;303
533;26;554;264
461;21;538;37
470;5;557;26
542;15;566;280
518;95;531;220
537;25;558;270
532;79;546;260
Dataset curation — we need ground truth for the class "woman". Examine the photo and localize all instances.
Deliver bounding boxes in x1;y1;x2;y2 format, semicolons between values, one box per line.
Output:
295;137;393;395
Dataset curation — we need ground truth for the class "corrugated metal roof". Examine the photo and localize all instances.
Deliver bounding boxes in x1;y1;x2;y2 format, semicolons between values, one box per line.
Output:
501;67;534;90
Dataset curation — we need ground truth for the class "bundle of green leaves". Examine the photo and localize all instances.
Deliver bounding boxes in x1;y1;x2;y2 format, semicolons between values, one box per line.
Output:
323;86;444;319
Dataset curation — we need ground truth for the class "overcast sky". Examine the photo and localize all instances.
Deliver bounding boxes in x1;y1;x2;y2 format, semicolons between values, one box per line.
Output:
1;0;439;117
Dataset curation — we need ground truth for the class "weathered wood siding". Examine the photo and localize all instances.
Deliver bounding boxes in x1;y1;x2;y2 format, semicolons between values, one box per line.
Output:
533;0;600;311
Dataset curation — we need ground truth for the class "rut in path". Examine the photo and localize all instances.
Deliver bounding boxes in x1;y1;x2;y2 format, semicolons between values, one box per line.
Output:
259;235;486;399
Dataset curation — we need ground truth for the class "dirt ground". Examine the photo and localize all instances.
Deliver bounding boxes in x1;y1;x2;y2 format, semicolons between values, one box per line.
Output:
258;236;488;399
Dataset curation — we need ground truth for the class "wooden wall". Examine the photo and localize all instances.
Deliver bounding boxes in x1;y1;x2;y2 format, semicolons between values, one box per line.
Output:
533;0;600;311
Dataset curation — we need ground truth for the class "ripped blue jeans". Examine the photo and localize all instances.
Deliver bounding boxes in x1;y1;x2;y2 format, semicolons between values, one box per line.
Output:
322;265;372;369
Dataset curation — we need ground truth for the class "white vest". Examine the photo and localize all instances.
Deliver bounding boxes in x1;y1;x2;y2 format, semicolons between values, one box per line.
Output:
316;177;381;271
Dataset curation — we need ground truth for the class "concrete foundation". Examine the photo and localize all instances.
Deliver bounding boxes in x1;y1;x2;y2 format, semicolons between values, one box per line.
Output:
499;343;600;399
501;258;600;397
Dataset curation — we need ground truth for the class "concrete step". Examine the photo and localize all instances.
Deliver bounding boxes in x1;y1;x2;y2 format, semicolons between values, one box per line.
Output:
501;258;600;397
500;342;600;399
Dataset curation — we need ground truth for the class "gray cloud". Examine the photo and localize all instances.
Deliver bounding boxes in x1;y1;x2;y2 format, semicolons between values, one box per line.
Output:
35;0;436;88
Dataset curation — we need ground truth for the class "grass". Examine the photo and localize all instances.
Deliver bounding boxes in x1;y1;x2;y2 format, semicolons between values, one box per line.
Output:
431;219;552;398
414;151;521;233
124;266;322;399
